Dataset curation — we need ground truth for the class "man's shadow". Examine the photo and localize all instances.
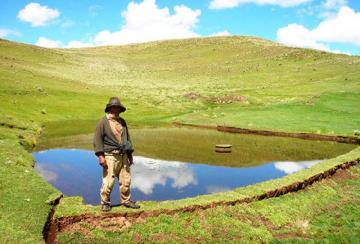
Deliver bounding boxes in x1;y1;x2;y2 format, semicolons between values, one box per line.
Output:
110;200;138;208
110;203;122;208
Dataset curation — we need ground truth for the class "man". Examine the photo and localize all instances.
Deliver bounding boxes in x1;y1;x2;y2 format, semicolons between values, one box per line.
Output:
93;97;140;211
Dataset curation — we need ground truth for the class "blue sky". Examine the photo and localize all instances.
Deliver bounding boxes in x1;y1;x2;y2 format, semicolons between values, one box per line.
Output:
1;0;359;55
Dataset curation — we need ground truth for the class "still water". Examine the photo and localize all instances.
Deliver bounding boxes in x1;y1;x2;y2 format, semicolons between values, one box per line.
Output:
33;127;356;205
33;149;321;205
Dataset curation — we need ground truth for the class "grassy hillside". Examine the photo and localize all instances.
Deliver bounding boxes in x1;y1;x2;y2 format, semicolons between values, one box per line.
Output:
1;36;360;135
0;36;360;242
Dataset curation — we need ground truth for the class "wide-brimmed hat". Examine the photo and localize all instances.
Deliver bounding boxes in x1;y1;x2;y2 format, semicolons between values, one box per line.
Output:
104;97;126;113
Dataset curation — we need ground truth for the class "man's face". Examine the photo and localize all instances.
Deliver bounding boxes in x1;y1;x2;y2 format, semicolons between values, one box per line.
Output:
109;106;121;115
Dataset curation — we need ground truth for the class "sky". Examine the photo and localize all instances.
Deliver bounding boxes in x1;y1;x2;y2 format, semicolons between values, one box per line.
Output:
1;0;360;55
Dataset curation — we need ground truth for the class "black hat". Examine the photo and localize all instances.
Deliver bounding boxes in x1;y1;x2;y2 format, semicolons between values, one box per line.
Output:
104;97;126;113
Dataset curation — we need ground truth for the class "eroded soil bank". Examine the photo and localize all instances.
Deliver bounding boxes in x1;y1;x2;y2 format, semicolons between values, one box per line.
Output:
173;122;360;144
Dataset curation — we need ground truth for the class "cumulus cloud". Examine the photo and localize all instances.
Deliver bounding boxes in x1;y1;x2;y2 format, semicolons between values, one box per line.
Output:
94;0;201;46
34;0;201;48
209;30;231;37
35;37;95;49
17;2;60;27
66;40;94;48
36;37;62;48
277;6;359;54
0;29;21;38
209;0;312;9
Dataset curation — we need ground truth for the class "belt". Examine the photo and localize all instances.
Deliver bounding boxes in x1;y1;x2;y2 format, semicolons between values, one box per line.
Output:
104;150;125;155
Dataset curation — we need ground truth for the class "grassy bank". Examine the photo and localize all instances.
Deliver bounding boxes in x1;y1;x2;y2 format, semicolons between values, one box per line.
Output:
57;163;360;243
1;36;360;242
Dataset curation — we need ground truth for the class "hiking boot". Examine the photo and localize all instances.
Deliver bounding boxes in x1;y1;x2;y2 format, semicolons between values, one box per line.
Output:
101;204;111;212
122;200;140;209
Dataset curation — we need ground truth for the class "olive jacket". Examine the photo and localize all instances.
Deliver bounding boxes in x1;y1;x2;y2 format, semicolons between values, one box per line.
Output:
93;115;134;157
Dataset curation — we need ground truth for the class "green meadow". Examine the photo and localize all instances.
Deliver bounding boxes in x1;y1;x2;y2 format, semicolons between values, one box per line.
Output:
0;36;359;243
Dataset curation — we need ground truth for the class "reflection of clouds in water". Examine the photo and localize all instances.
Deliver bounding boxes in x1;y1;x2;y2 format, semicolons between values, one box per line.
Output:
274;160;321;174
58;162;72;171
35;164;58;182
207;185;230;194
132;156;197;195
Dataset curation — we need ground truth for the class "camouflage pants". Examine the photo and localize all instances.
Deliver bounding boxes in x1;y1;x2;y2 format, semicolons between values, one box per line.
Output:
100;153;131;205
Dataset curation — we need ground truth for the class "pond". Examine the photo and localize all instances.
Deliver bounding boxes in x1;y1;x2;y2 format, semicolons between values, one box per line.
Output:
33;127;356;205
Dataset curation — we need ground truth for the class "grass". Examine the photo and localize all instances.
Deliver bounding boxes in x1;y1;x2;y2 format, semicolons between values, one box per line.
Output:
1;35;360;242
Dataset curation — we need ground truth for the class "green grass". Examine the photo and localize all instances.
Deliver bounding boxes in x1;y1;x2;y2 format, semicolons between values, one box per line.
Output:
1;35;360;242
2;36;360;134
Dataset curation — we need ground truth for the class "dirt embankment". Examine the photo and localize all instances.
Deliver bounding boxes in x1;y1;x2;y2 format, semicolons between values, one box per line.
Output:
45;158;360;243
173;122;360;144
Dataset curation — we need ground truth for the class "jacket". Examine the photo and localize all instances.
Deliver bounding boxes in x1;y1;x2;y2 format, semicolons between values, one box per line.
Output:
93;115;134;157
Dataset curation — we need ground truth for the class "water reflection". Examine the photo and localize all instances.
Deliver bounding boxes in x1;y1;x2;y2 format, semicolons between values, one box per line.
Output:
274;160;319;174
33;149;322;205
131;156;197;195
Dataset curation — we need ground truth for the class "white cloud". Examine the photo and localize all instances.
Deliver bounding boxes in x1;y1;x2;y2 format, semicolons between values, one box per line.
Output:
318;0;347;19
36;37;62;48
209;0;312;9
209;30;231;37
277;6;359;54
277;23;329;50
35;37;95;49
34;0;201;48
66;40;94;48
93;0;201;46
0;29;21;38
323;0;347;10
17;3;60;27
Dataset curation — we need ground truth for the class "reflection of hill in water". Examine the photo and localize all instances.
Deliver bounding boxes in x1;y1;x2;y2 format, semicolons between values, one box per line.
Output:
35;127;356;168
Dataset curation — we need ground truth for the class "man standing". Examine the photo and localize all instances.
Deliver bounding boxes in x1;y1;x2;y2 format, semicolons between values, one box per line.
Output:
93;97;140;211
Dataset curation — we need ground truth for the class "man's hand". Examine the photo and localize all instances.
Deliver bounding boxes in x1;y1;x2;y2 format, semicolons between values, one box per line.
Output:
128;153;134;166
98;155;108;169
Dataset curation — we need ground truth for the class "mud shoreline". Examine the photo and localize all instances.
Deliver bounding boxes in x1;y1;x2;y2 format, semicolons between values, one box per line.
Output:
173;122;360;145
